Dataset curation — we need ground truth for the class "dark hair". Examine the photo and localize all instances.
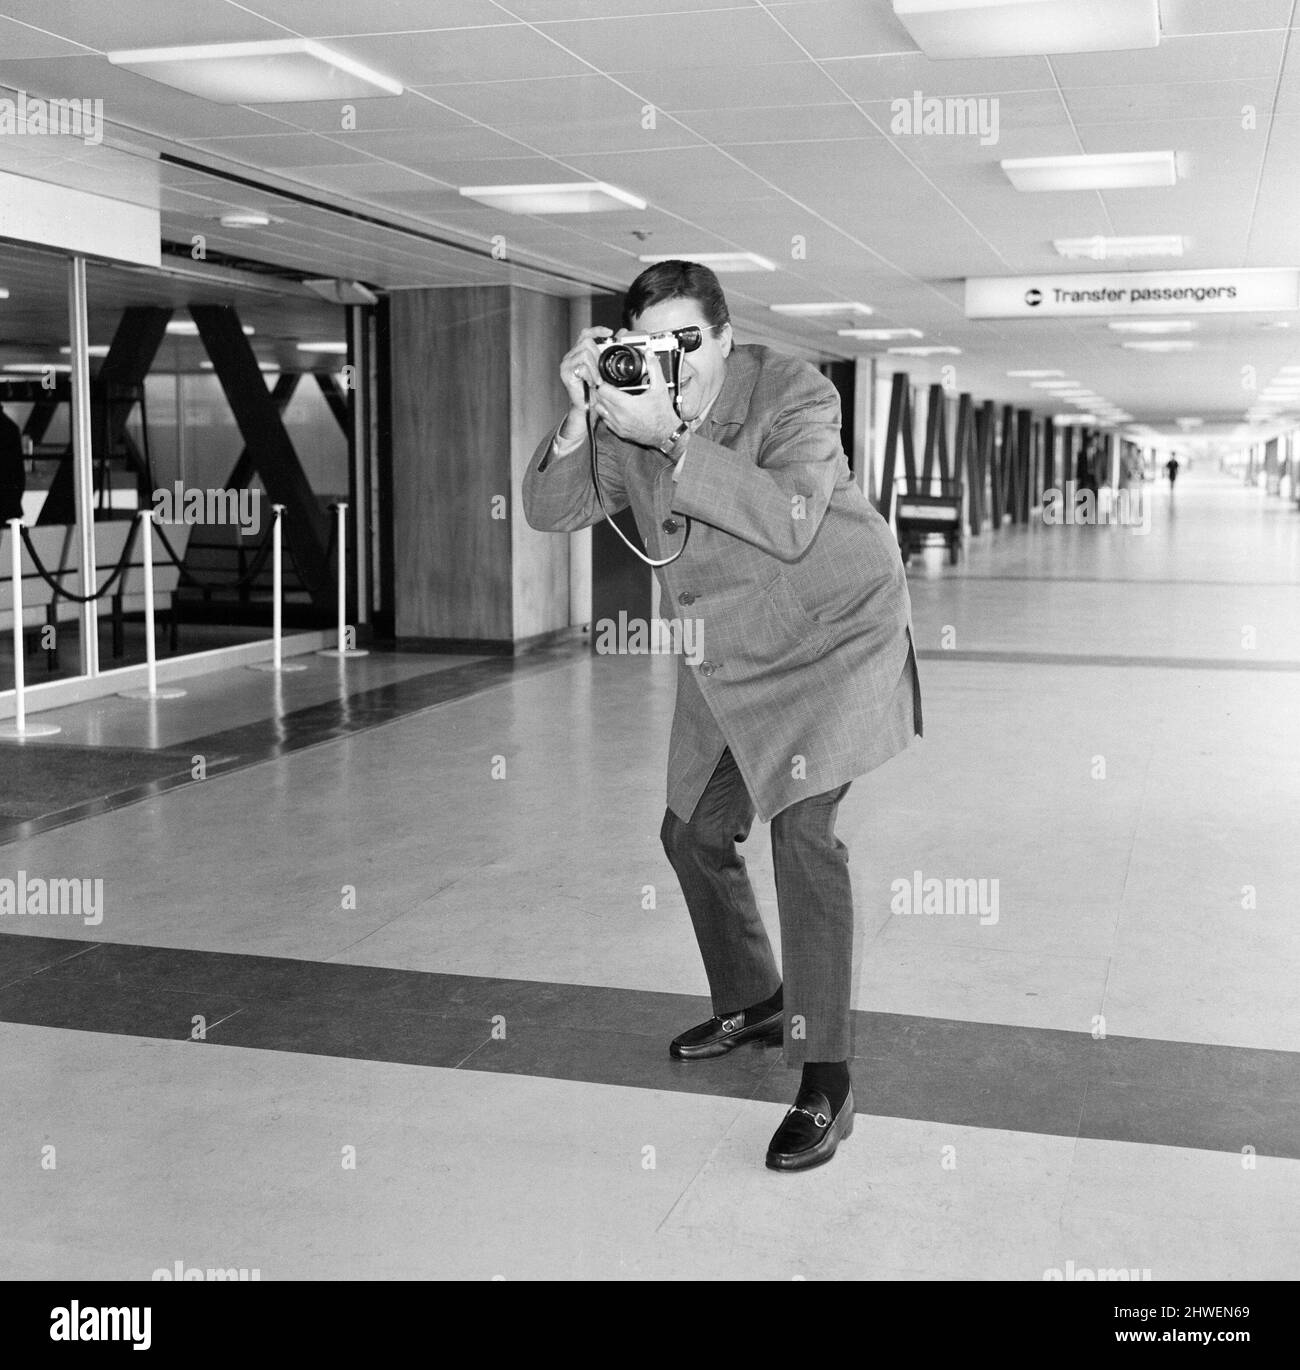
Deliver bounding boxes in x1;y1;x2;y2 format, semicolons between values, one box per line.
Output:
622;260;730;331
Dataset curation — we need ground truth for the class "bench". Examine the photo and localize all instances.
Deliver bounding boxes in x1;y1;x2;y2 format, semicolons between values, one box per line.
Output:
896;481;963;565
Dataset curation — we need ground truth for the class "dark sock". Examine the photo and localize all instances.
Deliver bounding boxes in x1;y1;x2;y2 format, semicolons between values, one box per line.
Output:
720;984;782;1021
800;1060;850;1114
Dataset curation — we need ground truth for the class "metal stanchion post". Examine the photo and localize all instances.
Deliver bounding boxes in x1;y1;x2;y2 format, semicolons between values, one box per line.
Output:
119;510;186;701
0;518;61;738
318;501;368;659
250;504;307;674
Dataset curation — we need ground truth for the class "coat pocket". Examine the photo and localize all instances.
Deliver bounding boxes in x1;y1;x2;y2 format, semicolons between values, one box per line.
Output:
763;572;835;657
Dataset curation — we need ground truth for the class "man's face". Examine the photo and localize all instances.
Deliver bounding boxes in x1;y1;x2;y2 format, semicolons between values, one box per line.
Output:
629;297;732;422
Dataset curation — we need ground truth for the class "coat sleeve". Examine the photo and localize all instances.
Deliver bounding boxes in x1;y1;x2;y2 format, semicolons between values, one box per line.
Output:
668;367;844;562
521;420;630;533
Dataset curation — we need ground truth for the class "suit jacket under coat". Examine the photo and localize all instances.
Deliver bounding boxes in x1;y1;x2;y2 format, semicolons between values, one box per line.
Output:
522;343;923;823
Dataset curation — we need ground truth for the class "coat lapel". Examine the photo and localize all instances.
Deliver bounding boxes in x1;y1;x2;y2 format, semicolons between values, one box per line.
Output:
701;346;760;441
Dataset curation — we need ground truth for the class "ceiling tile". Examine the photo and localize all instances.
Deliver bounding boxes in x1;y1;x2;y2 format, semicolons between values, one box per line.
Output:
610;60;843;111
240;92;477;136
1159;0;1295;36
1064;77;1277;124
682;101;879;144
0;0;290;49
237;0;514;36
428;72;637;123
333;27;587;86
825;52;1057;101
539;8;800;71
191;132;379;167
764;0;919;58
1049;31;1287;87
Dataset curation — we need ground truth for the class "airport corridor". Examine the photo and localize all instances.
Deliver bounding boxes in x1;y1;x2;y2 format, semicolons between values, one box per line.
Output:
2;460;1297;1281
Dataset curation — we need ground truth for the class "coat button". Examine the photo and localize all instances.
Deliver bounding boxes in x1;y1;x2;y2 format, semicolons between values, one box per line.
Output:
677;591;696;605
662;517;679;534
699;661;716;676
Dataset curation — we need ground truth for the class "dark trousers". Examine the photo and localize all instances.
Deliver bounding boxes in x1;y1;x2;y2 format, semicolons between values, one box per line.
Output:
660;747;854;1065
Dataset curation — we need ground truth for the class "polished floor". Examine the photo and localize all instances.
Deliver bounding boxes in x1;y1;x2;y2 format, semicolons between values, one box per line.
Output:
1;465;1298;1280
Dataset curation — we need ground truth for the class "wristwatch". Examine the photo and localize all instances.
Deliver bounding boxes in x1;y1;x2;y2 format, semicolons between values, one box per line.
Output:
658;420;690;456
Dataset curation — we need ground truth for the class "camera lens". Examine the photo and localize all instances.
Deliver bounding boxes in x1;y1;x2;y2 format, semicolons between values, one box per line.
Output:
598;345;646;388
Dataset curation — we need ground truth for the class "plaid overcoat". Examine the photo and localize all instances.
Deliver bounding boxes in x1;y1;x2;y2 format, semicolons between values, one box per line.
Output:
522;343;922;822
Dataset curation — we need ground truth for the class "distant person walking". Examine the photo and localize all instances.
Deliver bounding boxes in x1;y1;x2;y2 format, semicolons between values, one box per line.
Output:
1165;456;1180;489
0;402;26;523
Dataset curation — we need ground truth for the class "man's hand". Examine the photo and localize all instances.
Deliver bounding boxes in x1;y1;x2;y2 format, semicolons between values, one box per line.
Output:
590;355;681;450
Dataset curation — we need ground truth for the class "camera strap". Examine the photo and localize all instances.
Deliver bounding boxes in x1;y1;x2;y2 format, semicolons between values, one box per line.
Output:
585;348;691;569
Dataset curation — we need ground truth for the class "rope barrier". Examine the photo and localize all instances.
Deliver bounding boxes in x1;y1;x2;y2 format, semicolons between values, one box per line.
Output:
19;523;137;604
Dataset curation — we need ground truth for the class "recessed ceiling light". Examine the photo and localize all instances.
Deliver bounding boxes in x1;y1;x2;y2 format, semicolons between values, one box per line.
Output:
1002;151;1177;192
772;302;873;317
1122;340;1196;352
296;341;347;353
201;361;280;373
1029;380;1078;389
1055;234;1184;260
891;0;1159;59
459;182;646;214
1108;320;1195;333
836;328;923;341
167;321;254;336
106;39;403;103
3;363;71;373
58;345;111;357
1175;418;1203;428
637;251;775;272
220;212;272;228
887;345;960;356
1007;369;1065;378
1260;320;1292;329
0;287;9;300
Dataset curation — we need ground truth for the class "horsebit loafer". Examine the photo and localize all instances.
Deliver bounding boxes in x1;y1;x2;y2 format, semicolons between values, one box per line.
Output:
669;1006;784;1061
765;1085;855;1172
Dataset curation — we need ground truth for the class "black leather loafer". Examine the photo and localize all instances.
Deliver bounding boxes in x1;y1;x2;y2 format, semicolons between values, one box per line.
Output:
765;1085;855;1172
669;1007;784;1061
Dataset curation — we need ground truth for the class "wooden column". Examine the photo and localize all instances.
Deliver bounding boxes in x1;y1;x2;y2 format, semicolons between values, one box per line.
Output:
388;284;571;650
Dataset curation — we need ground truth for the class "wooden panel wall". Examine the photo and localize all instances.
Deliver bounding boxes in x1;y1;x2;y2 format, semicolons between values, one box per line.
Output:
390;285;570;645
510;288;572;641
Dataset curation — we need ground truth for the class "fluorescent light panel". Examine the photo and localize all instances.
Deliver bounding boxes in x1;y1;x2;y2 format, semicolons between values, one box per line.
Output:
638;251;775;272
106;39;403;102
167;321;253;336
1055;234;1184;260
887;345;960;356
1122;340;1196;351
1108;320;1195;333
1002;151;1177;192
891;0;1159;59
297;341;347;353
459;181;646;214
836;328;923;341
771;302;873;317
1007;369;1064;377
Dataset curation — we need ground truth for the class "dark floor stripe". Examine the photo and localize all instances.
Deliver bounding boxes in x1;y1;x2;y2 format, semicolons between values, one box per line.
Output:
916;648;1300;672
2;933;1297;1159
0;640;588;846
